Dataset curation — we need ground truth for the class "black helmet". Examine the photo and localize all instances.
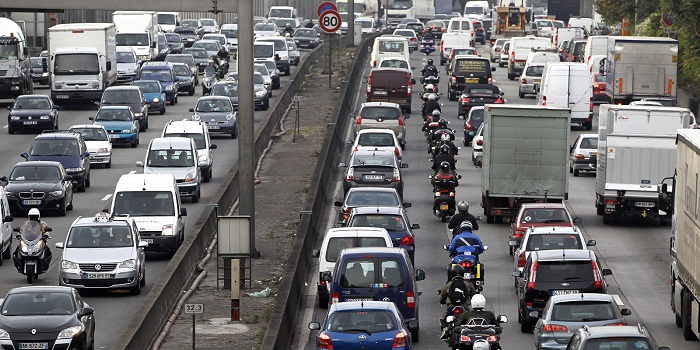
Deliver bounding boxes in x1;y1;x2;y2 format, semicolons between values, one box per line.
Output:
438;118;448;128
449;264;465;280
440;161;450;171
440;144;450;154
427;59;433;65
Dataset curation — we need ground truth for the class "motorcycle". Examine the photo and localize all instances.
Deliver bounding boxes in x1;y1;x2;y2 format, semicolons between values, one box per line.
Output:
420;36;436;55
429;172;461;222
420;72;440;85
444;245;487;292
12;221;52;284
202;66;218;96
456;316;507;350
443;305;468;348
422;76;440;92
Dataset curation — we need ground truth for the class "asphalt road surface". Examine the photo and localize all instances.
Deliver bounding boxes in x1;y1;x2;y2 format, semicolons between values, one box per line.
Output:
298;41;693;350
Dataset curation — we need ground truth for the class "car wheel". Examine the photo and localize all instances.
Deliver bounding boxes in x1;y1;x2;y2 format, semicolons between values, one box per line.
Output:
2;240;11;259
203;168;211;183
519;90;524;98
189;87;195;96
85;173;91;188
569;164;573;173
596;201;604;216
285;67;290;76
160;106;166;115
411;327;420;343
169;95;176;106
7;126;13;134
486;215;494;224
144;116;149;130
263;100;270;110
140;267;146;287
175;94;179;104
77;180;86;193
585;120;593;130
67;198;74;211
520;316;533;333
139;123;146;132
57;202;66;217
232;126;239;139
130;279;141;295
573;169;580;177
131;138;138;148
192;189;200;203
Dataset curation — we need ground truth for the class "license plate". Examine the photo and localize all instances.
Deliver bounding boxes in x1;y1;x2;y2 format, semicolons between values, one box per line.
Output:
143;239;154;244
108;135;119;139
552;290;580;296
23;121;38;125
346;298;373;302
22;200;41;205
591;152;597;156
374;90;388;96
635;202;655;208
56;95;69;99
19;343;48;350
364;175;384;180
464;78;479;83
207;125;221;130
440;203;449;210
85;273;112;279
534;79;541;83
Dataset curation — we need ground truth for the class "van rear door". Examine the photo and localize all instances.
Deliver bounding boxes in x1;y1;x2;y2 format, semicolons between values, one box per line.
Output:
545;65;591;123
368;69;410;103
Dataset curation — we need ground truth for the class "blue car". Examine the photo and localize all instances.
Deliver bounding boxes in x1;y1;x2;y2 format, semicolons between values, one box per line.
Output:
90;106;140;148
21;131;91;192
131;80;167;115
344;207;419;264
309;301;416;350
139;62;179;105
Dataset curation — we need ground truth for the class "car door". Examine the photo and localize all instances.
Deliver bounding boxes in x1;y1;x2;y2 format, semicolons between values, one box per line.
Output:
140;91;148;116
0;196;11;256
80;139;91;176
570;135;581;166
133;221;146;269
74;290;95;342
60;166;73;205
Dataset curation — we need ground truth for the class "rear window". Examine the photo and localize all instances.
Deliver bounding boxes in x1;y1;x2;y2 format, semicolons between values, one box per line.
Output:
340;258;404;287
348;214;406;232
454;59;489;74
579;137;598;149
328;310;398;332
453;48;477;56
468;108;484;121
360;106;401;120
521;208;569;223
582;338;651;350
370;71;409;89
378;41;405;53
594;74;606;82
325;237;387;262
352;154;396;167
525;234;583;251
551;301;617;322
466;87;497;94
573;42;586;55
525;65;544;76
346;191;400;207
358;133;395;147
536;261;594;282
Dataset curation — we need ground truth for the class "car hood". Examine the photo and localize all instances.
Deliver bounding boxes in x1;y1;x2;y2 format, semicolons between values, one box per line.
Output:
26;155;81;168
5;181;63;193
129;216;174;232
85;140;111;152
94;121;135;130
117;62;138;73
62;246;135;263
227;38;238;46
9;109;52;117
0;315;76;333
144;166;196;180
196;111;232;121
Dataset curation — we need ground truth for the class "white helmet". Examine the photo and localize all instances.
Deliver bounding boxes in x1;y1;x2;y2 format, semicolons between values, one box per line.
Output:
28;208;40;221
471;294;486;309
473;339;491;350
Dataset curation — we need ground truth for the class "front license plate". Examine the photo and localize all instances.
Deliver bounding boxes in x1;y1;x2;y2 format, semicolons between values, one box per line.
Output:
552;290;580;296
85;273;112;279
22;200;41;205
534;79;541;83
440;203;449;210
23;121;38;125
143;239;154;244
19;343;48;350
364;175;384;180
374;90;388;96
465;78;479;83
56;95;69;99
635;202;655;208
207;125;221;130
108;134;120;139
346;298;373;302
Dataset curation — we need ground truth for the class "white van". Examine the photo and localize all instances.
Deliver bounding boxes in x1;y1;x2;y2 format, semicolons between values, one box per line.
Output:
567;17;595;34
554;27;584;47
525;50;561;65
0;187;13;263
463;1;489;20
447;17;475;35
268;6;297;20
583;35;608;64
110;173;187;254
440;32;474;65
537;62;593;130
370;35;410;68
508;36;552;80
312;227;393;307
137;137;201;202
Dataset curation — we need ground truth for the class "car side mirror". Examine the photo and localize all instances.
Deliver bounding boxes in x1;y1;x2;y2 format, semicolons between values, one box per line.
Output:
337;162;347;167
410;78;416;85
81;152;90;159
64;175;72;181
403;202;411;208
411;224;420;229
3;215;12;222
106;61;112;71
80;307;95;317
573;217;582;223
401;163;409;168
151;42;157;49
55;242;64;249
602;268;613;276
138;241;149;248
528;311;539;319
458;115;465;120
53;106;59;110
415;268;425;281
312;249;320;258
189;108;195;112
406;319;419;330
180;207;188;217
497;315;508;323
457;174;462;179
492;67;496;71
0;176;6;182
320;271;332;282
6;106;10;110
512;270;522;278
586;240;596;246
620;308;632;316
210;144;217;149
20;152;29;160
308;322;321;330
362;78;368;84
508;240;519;247
136;161;144;167
569;145;574;153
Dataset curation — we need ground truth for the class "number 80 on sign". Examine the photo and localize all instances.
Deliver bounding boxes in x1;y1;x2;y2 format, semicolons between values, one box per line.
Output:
319;10;342;33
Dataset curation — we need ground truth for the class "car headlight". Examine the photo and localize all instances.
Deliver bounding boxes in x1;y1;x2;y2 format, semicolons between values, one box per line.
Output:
192;114;201;121
226;113;234;120
5;191;15;198
98;147;110;153
161;224;174;235
184;172;196;182
165;85;174;91
119;259;136;269
42;72;49;76
0;328;9;340
153;98;160;103
198;154;208;164
48;190;63;197
10;116;19;120
61;260;78;270
40;115;51;120
123;129;132;133
65;167;84;173
255;90;266;97
57;325;83;339
134;113;142;117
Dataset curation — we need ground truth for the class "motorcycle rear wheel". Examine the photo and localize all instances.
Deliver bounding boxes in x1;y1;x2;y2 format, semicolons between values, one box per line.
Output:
27;273;34;284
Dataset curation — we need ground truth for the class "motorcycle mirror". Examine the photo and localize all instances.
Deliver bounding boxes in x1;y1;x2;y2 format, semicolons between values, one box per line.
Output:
457;175;462;179
442;245;448;251
475;216;481;220
428;158;433;162
428;175;433;179
458;115;464;120
446;316;455;323
497;315;508;323
528;311;539;319
13;227;20;233
483;245;488;250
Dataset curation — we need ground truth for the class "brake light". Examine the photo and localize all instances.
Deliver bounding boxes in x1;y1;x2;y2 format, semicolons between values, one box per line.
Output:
590;97;593;111
441;28;445;32
518;251;526;268
392;331;408;348
411;37;417;41
515;229;524;238
342;208;351;221
407;74;412;94
488;77;492;84
356;115;362;124
494;97;503;103
521;78;527;84
452;76;457;83
559;48;563;53
346;167;354;181
527;262;537;289
331;292;339;304
462;97;468;103
466;121;473;130
543;95;547;106
572;55;577;61
367;74;372;94
542;324;569;332
587;55;591;62
401;235;414;246
407;292;415;308
487;335;497;341
461;334;471;342
319;272;327;285
471;30;474;36
318;332;334;349
392;168;400;182
398;115;404;125
592;261;603;289
394;146;401;157
575;154;585;159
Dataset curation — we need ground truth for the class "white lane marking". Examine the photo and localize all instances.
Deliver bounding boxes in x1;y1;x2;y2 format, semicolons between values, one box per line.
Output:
101;194;112;201
2;125;7;129
612;294;624;306
129;170;136;174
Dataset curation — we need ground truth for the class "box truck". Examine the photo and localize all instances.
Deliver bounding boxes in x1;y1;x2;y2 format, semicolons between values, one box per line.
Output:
596;104;691;225
48;23;117;103
481;105;571;223
0;18;34;98
113;11;159;61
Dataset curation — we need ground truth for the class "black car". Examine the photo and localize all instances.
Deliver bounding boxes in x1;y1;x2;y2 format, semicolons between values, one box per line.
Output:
448;57;496;101
165;33;184;54
340;150;409;198
0;286;95;350
458;84;505;117
7;95;59;134
569;39;587;63
99;86;149;131
482;19;492;41
172;63;196;96
21;131;91;192
29;57;49;86
174;26;199;48
459;106;485;146
1;161;74;216
154;33;171;61
183;48;209;73
219;73;270;110
293;28;320;49
424;20;446;39
512;249;612;333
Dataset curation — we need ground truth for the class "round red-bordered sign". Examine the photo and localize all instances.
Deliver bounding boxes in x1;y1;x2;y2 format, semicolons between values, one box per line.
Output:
319;10;342;33
317;1;337;17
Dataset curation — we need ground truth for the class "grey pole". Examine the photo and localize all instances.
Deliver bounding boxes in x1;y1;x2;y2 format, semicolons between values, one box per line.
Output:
348;0;355;47
237;0;256;257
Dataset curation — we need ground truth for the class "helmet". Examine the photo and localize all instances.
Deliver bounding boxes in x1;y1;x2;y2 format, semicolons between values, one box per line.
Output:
440;144;450;154
208;60;215;65
441;133;451;141
473;340;491;350
471;294;486;309
286;23;292;28
458;201;469;211
459;220;473;232
427;59;434;65
432;109;442;116
449;264;465;279
426;84;435;92
428;93;437;101
440;161;450;172
438;118;448;128
28;208;40;221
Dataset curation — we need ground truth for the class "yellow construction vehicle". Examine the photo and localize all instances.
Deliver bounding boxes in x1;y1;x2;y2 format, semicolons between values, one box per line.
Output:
494;4;527;37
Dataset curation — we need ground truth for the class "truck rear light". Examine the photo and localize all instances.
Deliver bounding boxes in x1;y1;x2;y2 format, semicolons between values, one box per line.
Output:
331;292;339;304
518;251;526;267
392;331;408;348
668;78;673;95
527;262;537;289
618;78;623;94
604;198;617;208
318;332;334;349
407;292;415;308
590;97;593;111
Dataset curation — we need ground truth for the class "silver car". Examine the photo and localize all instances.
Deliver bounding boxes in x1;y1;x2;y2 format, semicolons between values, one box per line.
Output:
533;293;631;350
285;38;301;66
353;102;406;145
518;63;545;98
490;39;508;63
253;63;273;96
569;133;598;176
56;213;147;295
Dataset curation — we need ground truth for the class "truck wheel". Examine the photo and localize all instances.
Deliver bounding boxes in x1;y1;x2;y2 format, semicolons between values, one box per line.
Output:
585;120;593;130
682;289;698;340
596;202;604;215
486;215;495;224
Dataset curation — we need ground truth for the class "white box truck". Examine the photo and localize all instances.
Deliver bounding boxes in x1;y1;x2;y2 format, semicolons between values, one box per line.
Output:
662;129;700;341
481;105;571;223
602;36;678;104
0;18;34;98
595;104;690;225
113;11;159;61
48;23;117;103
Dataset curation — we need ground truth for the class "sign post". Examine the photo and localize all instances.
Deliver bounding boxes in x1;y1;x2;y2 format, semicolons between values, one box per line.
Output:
184;303;204;350
293;95;302;143
319;9;342;90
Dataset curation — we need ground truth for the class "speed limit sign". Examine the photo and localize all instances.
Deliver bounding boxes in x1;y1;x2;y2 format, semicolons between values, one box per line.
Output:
319;9;342;33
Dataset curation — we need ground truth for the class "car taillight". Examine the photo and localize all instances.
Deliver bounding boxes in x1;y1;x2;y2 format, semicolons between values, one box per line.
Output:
401;235;414;246
331;292;339;304
407;75;412;94
605;198;617;208
590;97;593;111
542;324;568;332
542;95;547;106
592;261;603;289
575;154;585;159
346;168;354;181
471;30;474;36
515;229;525;238
319;272;327;285
451;76;457;83
466;121;473;130
494;97;503;103
394;147;400;157
487;335;497;341
527;262;537;289
559;48;564;53
441;28;444;32
398;115;404;125
476;139;483;146
411;37;417;41
518;251;526;268
342;208;351;221
356;116;362;124
606;323;625;326
392;330;408;348
318;332;334;349
587;55;591;62
478;28;483;32
461;97;468;103
392;168;400;182
488;77;492;84
407;292;415;308
521;78;527;84
461;334;471;342
572;55;577;61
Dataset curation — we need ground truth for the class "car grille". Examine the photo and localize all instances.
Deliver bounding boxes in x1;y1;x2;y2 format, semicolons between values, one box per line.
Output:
65;278;132;287
79;263;118;272
19;192;45;199
108;129;126;134
0;70;8;76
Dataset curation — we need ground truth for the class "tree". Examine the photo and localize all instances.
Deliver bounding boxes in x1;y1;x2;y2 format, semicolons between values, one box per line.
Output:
594;0;634;24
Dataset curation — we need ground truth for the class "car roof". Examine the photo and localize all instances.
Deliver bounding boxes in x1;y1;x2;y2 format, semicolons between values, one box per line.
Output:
339;247;405;256
34;132;81;140
71;215;132;227
356;128;397;135
197;95;231;102
150;137;193;149
550;293;615;304
164;120;206;134
99;106;132;111
332;301;396;311
13;160;62;168
325;227;391;237
105;86;140;91
70;124;107;130
195;39;220;44
584;325;649;338
8;286;74;295
534;249;594;261
16;94;49;100
361;102;402;109
351;206;403;215
528;226;578;234
346;187;400;195
578;133;597;138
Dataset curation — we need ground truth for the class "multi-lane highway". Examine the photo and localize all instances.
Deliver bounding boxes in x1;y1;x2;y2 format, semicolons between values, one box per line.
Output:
299;41;692;350
0;51;308;349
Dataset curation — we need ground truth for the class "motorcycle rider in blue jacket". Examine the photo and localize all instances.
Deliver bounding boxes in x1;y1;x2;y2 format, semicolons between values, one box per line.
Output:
449;221;484;261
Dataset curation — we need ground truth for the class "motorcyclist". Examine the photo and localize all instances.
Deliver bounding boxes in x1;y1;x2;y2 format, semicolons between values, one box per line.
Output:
25;208;49;236
283;23;294;36
432;145;456;172
422;109;442;131
432;160;459;188
458;294;499;327
423;83;437;94
439;264;476;339
448;221;485;258
15;208;52;271
449;201;480;236
422;93;441;117
437;133;459;156
421;59;438;79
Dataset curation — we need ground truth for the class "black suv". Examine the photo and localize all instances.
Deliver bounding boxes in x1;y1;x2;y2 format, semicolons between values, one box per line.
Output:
21;131;91;192
565;324;669;350
512;249;612;333
1;161;74;216
99;86;149;131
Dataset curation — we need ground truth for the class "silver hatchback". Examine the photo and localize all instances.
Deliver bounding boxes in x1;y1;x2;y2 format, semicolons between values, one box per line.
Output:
353;102;406;145
519;63;545;98
569;133;598;176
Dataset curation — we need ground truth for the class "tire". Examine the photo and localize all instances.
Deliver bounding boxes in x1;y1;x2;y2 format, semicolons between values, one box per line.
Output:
131;139;138;148
411;327;419;343
232;126;239;139
585;120;593;131
285;67;290;76
130;280;141;295
140;268;146;287
175;95;178;104
263;101;270;110
144;117;149;130
189;87;194;96
2;240;11;259
85;173;91;188
676;311;683;328
318;293;329;309
139;122;146;132
596;202;604;215
77;180;86;193
573;169;580;177
440;212;448;222
203;168;211;183
499;62;505;68
448;92;455;101
405;107;411;114
169;95;175;106
27;271;34;284
105;160;111;169
519;90;524;98
486;215;495;224
520;316;533;333
682;289;698;340
7;126;13;134
160;106;166;115
192;188;200;203
569;165;573;173
57;202;66;217
67;199;73;211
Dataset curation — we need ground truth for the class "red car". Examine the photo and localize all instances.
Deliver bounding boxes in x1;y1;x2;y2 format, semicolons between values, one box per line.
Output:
508;203;581;255
593;73;607;101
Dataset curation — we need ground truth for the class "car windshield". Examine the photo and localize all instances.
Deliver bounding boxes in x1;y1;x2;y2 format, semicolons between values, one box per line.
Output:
196;99;233;112
254;45;274;58
113;191;175;216
166;55;195;66
165;133;206;149
95;109;132;122
464;6;483;14
390;0;412;9
346;191;400;207
275;19;296;28
453;48;476;56
426;21;444;27
340;258;403;287
521;208;569;223
30;139;80;156
71;128;108;141
580;137;598;149
352;154;396;167
30;58;43;68
141;70;172;82
203;36;226;46
10;165;62;181
13;97;50;109
200;19;216;26
551;301;617;322
132;82;161;93
221;29;238;38
594;74;606;83
1;292;76;316
467;88;497;94
262;61;276;71
394;30;414;37
269;8;292;17
116;33;149;46
360;107;401;120
174;65;191;76
536;20;553;28
582;338;651;350
175;27;196;35
117;51;136;63
378;41;405;53
295;29;315;37
157;14;176;25
525;65;545;76
348;214;406;232
212;84;239;97
468;109;484;122
255;23;276;31
357;133;396;147
254;65;269;76
536;261;595;282
328;310;398;333
360;21;374;28
183;49;208;58
525;234;583;251
193;41;218;51
102;90;140;104
66;225;134;248
165;33;181;43
181;20;199;28
325;237;387;262
147;149;195;167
